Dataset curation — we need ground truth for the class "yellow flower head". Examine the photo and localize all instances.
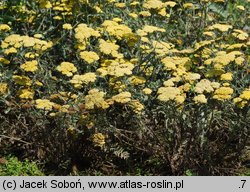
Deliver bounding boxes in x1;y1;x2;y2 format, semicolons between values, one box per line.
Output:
92;133;105;147
220;72;233;81
4;47;17;55
129;99;144;114
17;89;34;99
0;57;10;64
194;79;214;94
128;76;146;85
142;88;152;95
208;23;232;32
70;73;97;88
157;87;181;102
183;3;194;9
35;99;55;111
75;23;100;44
111;92;131;104
213;86;234;100
101;20;133;40
183;73;201;82
13;75;32;86
85;89;109;109
143;0;165;10
0;83;8;95
21;60;38;72
0;24;11;32
80;51;99;64
63;23;73;30
56;62;77;77
239;90;250;100
99;39;120;57
193;94;207;104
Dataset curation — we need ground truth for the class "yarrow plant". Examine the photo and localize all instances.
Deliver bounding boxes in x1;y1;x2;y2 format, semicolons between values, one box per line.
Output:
0;0;249;175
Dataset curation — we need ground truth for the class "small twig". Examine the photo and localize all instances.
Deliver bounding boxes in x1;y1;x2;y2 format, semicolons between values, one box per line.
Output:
0;135;31;145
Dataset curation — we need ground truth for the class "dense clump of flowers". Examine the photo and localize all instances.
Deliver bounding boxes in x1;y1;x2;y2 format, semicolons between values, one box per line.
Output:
56;62;77;77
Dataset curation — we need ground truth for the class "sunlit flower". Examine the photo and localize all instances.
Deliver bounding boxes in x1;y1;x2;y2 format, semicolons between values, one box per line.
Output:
129;99;144;114
157;87;181;102
111;92;131;104
207;23;232;32
236;5;245;11
183;3;194;9
85;89;109;109
35;99;55;110
56;62;77;77
213;86;234;100
21;60;38;72
0;24;11;32
63;23;73;30
0;83;8;95
143;0;165;10
194;79;214;94
193;94;207;104
220;72;233;81
239;89;250;100
4;47;17;55
165;1;177;7
99;39;120;57
34;34;43;39
80;51;99;64
142;88;152;95
70;73;97;88
17;89;34;99
0;57;10;64
139;11;151;17
128;76;146;85
235;57;245;65
92;133;105;147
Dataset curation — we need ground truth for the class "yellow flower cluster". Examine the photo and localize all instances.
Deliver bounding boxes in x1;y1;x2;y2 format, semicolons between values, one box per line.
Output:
213;86;234;100
128;76;146;85
111;92;131;104
98;59;134;77
85;89;109;110
56;62;77;77
99;39;121;57
13;75;32;86
17;89;35;100
91;133;105;147
207;23;233;32
143;0;167;10
62;23;73;30
0;0;249;122
129;99;144;114
1;34;53;53
70;73;96;88
220;72;233;81
194;79;220;94
193;94;207;104
233;89;250;108
0;57;10;65
232;29;249;41
0;83;8;95
20;60;38;72
0;24;11;32
101;20;134;40
142;88;152;95
137;25;166;37
157;87;182;102
35;99;55;111
74;23;100;50
80;51;99;64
